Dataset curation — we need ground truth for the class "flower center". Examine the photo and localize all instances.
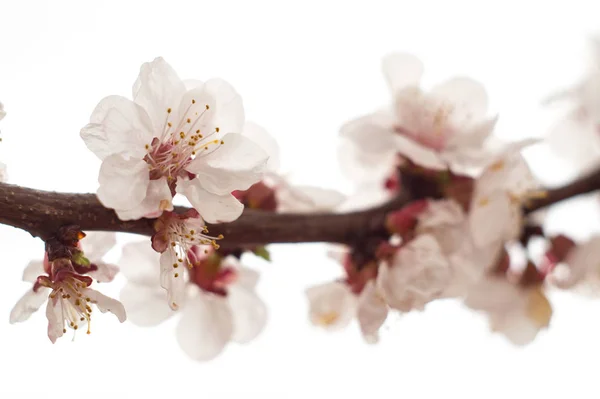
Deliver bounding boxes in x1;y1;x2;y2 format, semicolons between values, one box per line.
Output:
48;276;94;335
143;100;225;182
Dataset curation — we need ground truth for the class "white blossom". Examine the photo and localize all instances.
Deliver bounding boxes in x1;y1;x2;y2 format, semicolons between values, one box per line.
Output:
464;277;552;345
81;57;268;223
340;53;498;181
119;241;267;361
377;234;451;312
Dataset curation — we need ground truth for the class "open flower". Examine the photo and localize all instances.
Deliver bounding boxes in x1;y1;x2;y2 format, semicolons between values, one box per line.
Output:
464;276;552;345
81;57;268;222
340;53;497;182
9;233;125;343
119;241;267;361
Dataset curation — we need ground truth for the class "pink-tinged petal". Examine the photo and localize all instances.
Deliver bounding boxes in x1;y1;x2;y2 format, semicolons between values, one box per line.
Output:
242;122;280;172
10;287;51;323
555;236;600;289
430;77;489;121
417;199;465;229
115;177;173;221
159;251;187;310
97;154;150;213
393;134;447;170
46;299;64;344
228;285;268;344
469;194;517;248
88;262;119;283
186;133;268;195
176;292;233;361
81;95;155;160
119;241;160;285
357;281;388;343
132;57;187;132
120;283;174;326
382;52;424;93
81;232;117;260
85;289;126;323
177;178;243;223
337;137;396;184
22;260;45;283
305;281;357;331
276;184;346;213
202;78;245;134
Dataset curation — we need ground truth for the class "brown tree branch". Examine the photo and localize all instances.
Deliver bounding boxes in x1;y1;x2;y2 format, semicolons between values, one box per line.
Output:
0;166;599;246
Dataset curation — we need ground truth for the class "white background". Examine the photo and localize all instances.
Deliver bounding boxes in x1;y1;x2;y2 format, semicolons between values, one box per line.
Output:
1;0;600;397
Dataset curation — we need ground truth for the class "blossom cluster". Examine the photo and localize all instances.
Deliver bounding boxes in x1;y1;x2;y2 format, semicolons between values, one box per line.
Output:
5;45;600;360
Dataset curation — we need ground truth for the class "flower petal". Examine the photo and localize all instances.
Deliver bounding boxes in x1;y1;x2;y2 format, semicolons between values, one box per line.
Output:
114;177;173;221
305;281;357;331
88;262;119;283
177;178;243;223
357;281;388;343
81;95;155;160
46;298;64;344
228;285;268;344
159;251;187;310
82;232;117;260
339;112;397;154
119;241;160;285
132;57;187;132
85;289;126;323
241;122;280;172
186;133;268;195
202;78;245;134
10;287;50;323
22;260;45;283
393;134;447;170
430;77;489;121
176;292;233;361
120;283;174;326
97;154;150;213
382;52;424;93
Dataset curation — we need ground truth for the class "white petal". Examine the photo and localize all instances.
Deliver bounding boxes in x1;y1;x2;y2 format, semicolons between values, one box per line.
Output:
160;251;187;310
393;134;447;169
46;299;64;344
202;78;245;134
10;288;50;323
0;102;5;120
176;292;233;361
119;241;160;285
81;95;155;160
85;289;126;323
132;57;187;132
339;112;397;154
337;137;396;184
382;53;424;92
430;77;489;120
276;184;346;212
186;133;268;195
357;281;388;343
417;199;465;230
88;262;119;283
114;177;173;221
120;283;174;326
177;178;243;223
469;194;519;248
228;285;267;344
242;122;280;172
305;281;357;330
81;232;117;260
22;260;45;283
97;155;150;212
233;265;260;289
